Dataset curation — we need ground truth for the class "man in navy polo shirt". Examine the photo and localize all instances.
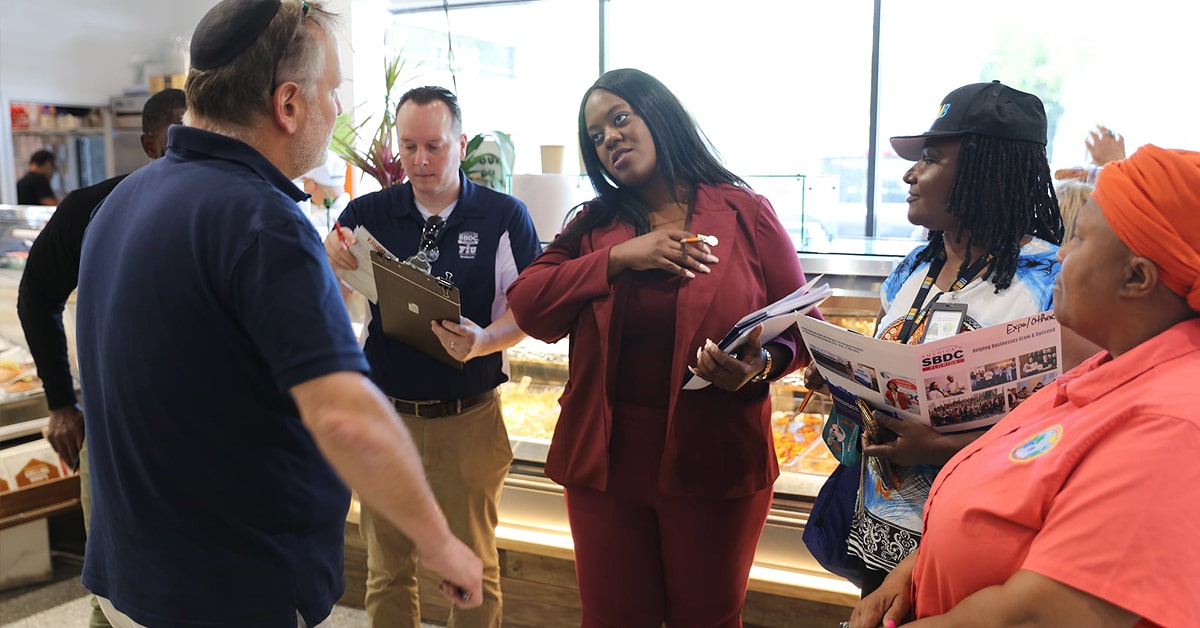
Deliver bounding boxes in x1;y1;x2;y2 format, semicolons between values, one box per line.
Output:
74;2;482;627
324;86;540;627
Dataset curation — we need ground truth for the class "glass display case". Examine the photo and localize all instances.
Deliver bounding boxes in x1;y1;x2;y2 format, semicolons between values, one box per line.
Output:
499;338;843;496
0;204;77;547
497;252;898;501
0;204;58;432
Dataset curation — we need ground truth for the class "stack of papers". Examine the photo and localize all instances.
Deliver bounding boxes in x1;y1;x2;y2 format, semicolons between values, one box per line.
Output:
683;278;832;390
335;225;395;303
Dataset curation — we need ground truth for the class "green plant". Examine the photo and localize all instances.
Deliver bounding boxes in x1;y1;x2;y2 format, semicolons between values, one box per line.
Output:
461;131;515;192
330;55;409;189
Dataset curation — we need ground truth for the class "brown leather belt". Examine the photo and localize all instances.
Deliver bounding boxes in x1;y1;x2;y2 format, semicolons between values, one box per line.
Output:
389;391;494;419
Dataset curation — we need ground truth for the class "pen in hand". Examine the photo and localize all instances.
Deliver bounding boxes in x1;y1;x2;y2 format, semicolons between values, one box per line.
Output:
796;387;816;414
333;221;351;249
680;234;719;246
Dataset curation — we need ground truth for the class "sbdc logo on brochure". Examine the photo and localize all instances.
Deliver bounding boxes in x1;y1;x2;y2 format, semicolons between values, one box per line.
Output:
921;345;965;371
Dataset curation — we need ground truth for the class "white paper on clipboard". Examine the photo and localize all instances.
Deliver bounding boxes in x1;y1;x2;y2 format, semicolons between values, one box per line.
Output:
334;225;395;304
682;280;831;390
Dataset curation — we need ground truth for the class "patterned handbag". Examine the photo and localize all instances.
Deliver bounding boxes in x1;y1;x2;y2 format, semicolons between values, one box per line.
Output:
802;407;864;588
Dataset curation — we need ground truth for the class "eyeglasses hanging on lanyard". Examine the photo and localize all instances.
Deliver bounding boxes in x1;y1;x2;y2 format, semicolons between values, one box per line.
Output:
406;215;444;274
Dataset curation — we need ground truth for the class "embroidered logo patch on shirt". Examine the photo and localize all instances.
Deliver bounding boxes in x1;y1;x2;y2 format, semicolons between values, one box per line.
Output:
458;231;479;259
1009;425;1063;463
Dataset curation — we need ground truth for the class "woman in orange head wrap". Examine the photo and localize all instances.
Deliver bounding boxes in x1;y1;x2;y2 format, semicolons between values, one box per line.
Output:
1093;145;1200;311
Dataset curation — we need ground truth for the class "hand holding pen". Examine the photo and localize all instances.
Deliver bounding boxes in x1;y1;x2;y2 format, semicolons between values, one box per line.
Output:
680;233;719;246
334;220;351;248
323;221;359;271
608;229;719;280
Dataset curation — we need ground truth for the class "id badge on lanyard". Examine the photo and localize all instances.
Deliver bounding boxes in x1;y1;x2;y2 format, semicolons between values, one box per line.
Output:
896;251;989;344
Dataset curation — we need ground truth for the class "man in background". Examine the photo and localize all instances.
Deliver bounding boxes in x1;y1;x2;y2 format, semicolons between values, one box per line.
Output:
16;86;185;628
299;150;348;234
16;150;58;205
75;1;481;626
325;86;540;628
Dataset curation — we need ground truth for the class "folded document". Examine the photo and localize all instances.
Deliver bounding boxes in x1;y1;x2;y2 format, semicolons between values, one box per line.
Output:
682;278;831;390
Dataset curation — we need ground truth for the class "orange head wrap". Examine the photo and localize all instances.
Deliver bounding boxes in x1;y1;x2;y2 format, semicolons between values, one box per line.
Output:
1093;145;1200;311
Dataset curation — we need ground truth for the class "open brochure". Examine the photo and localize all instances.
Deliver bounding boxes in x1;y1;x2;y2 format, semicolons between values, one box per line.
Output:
797;311;1062;433
334;225;396;304
682;278;832;390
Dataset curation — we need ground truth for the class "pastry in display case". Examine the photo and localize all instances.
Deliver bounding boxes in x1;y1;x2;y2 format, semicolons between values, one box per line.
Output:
500;337;840;494
0;205;58;420
498;375;560;442
0;348;42;401
499;284;887;497
500;338;568;445
769;372;838;478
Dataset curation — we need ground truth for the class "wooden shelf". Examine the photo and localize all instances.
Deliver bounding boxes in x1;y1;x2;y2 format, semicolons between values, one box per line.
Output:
0;474;80;531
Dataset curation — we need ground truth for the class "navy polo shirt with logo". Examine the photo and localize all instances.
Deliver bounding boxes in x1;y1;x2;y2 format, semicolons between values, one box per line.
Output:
76;126;369;628
337;172;541;401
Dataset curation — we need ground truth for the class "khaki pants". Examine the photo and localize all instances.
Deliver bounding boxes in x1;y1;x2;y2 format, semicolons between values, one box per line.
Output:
80;441;114;628
360;392;511;628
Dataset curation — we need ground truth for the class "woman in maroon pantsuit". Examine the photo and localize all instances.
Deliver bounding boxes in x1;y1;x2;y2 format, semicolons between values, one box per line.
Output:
507;69;820;627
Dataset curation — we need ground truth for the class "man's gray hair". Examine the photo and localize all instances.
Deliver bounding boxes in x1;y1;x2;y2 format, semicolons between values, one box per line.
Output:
184;0;338;130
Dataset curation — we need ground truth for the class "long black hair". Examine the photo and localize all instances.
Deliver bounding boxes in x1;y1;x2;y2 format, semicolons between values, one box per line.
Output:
554;68;746;245
906;133;1063;291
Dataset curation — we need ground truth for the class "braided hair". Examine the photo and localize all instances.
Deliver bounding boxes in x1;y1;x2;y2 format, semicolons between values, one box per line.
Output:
907;133;1063;292
554;68;746;245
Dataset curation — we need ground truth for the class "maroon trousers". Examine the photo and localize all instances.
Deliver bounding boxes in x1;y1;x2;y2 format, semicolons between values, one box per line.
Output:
565;401;773;628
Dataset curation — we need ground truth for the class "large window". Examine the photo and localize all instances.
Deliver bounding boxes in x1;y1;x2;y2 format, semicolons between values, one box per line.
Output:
605;0;875;252
373;0;1199;251
876;0;1200;245
383;1;600;176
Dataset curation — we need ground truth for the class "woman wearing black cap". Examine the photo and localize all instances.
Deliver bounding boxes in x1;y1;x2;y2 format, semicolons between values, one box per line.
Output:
811;81;1098;595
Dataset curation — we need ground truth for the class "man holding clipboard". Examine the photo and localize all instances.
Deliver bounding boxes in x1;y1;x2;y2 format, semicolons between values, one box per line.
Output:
324;86;540;628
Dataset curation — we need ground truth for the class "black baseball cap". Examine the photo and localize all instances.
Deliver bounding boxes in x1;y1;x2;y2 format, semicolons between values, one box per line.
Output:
191;0;282;71
889;81;1048;161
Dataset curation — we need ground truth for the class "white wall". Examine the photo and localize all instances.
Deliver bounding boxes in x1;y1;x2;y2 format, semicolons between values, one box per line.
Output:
1;0;176;105
0;0;356;203
0;0;353;104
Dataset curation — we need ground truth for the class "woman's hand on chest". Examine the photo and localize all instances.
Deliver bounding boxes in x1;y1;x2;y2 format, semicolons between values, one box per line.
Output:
607;228;718;280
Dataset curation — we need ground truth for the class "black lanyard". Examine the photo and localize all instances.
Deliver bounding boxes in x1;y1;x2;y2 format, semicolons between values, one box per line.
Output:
894;251;993;344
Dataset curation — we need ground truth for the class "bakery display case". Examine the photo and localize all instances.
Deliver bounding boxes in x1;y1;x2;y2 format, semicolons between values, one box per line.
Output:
499;339;842;496
0;205;58;434
499;252;896;499
0;205;78;591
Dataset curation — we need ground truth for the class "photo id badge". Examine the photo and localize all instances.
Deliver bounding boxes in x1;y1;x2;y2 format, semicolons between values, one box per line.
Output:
919;301;968;344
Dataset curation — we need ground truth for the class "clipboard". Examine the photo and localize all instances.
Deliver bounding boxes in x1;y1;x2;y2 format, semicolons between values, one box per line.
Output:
371;251;464;369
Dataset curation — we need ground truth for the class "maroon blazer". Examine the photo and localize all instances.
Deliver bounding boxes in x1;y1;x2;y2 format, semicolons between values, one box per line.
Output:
507;183;820;499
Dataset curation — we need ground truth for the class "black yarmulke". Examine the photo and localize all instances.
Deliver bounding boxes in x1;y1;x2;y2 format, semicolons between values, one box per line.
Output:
190;0;282;71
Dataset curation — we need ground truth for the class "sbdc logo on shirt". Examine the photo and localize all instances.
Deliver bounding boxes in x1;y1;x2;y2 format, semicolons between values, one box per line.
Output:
458;231;480;259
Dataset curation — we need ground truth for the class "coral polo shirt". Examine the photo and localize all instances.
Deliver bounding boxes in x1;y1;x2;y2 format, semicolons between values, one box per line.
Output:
913;318;1200;627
